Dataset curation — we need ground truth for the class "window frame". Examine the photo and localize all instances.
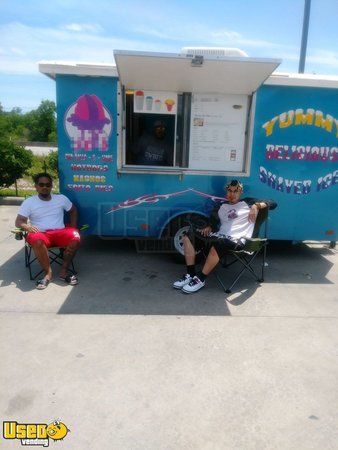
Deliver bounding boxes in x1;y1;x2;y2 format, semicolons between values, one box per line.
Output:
117;84;256;177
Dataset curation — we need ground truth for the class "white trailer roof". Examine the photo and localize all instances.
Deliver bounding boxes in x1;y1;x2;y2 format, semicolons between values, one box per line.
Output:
265;72;338;88
38;58;338;89
38;61;118;79
113;50;280;95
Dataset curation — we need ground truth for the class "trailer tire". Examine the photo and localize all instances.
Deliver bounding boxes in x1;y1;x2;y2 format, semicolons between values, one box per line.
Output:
164;214;206;262
329;241;336;249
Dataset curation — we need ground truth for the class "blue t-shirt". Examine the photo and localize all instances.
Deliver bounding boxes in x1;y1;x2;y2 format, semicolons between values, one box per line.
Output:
134;134;172;166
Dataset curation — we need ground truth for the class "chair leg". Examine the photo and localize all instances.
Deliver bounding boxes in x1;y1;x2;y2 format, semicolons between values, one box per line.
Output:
25;245;78;280
27;246;34;280
233;254;261;281
27;245;46;280
25;245;29;267
214;271;229;293
70;259;77;275
215;257;250;294
215;248;267;294
223;261;249;293
260;244;267;282
48;249;63;267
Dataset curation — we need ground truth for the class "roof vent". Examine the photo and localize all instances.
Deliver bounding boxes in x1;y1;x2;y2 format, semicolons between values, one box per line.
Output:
181;47;249;58
191;55;204;67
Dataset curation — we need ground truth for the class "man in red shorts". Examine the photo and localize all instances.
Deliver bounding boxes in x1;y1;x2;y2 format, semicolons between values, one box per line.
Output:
15;173;81;289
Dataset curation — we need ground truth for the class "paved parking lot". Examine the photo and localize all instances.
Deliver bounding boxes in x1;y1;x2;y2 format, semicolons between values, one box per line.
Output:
1;201;338;449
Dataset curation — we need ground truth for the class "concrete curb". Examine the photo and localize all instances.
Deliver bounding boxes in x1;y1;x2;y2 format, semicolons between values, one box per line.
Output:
0;196;25;206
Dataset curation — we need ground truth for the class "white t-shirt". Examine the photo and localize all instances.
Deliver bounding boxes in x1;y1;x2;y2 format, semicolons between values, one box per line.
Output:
217;201;255;239
18;194;73;232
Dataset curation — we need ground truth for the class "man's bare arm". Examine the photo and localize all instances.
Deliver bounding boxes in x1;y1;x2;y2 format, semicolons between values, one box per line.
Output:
15;214;40;233
248;202;268;223
68;205;78;228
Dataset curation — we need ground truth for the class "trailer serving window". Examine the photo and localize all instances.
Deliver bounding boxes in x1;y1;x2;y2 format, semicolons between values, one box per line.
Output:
125;90;179;167
115;50;280;174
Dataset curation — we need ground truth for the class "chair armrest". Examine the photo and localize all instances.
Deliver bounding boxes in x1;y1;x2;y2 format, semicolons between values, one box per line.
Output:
11;227;24;233
11;228;27;240
246;238;267;243
12;225;89;241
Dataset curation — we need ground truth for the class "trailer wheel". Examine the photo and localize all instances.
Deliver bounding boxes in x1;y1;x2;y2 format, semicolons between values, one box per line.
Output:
164;214;206;262
173;224;190;256
329;241;336;249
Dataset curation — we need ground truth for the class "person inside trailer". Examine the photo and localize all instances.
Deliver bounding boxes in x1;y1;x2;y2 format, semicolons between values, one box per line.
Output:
15;173;81;290
173;180;277;294
132;120;173;166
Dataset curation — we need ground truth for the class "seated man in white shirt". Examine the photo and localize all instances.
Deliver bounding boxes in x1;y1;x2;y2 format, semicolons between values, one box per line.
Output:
173;180;277;294
15;173;80;290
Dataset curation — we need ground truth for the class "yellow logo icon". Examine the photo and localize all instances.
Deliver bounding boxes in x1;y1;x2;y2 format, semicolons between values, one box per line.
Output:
46;421;69;441
3;419;70;447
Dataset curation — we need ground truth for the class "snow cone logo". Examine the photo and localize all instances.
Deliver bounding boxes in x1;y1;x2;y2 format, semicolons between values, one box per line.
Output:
64;94;112;152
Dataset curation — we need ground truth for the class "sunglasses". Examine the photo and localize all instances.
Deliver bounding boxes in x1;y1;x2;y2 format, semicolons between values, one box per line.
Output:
227;188;240;193
37;182;52;187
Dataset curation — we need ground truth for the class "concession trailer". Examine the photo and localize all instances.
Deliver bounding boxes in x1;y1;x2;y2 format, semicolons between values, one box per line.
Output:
39;48;338;253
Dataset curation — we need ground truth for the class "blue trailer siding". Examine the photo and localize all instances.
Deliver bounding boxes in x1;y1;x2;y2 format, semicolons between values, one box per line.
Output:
55;75;233;237
82;174;227;238
55;75;337;241
56;74;118;234
252;84;338;240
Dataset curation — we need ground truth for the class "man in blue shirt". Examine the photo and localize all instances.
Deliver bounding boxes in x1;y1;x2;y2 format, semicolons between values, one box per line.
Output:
133;121;173;166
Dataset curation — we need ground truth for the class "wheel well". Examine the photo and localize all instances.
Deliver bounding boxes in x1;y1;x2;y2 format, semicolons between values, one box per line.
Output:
160;212;208;238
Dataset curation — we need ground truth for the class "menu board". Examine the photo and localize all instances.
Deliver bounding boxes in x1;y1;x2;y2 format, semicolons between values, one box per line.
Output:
189;93;248;171
134;90;177;115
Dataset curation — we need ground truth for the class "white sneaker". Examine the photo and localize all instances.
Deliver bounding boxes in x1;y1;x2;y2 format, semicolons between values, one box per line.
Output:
182;276;205;294
173;274;192;290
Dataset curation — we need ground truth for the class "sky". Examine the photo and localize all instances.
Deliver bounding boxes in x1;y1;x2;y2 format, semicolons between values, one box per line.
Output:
1;0;338;112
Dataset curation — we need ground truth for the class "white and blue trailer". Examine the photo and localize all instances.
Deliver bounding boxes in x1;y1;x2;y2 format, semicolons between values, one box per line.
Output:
39;49;338;253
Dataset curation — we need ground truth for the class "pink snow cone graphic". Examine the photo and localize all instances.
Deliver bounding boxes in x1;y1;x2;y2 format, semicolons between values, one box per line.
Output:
65;94;112;152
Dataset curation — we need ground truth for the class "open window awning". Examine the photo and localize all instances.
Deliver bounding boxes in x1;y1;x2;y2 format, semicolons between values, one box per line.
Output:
114;50;281;95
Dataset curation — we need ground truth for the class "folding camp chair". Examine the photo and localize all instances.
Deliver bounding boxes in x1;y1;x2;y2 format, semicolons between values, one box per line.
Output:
214;207;271;294
12;228;80;280
19;224;88;280
24;240;77;281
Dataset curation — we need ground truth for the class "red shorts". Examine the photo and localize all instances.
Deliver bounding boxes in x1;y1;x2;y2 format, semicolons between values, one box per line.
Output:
26;227;81;248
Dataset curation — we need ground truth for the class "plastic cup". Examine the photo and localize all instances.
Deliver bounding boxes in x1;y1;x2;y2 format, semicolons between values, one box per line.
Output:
154;100;161;111
135;91;144;110
145;96;153;111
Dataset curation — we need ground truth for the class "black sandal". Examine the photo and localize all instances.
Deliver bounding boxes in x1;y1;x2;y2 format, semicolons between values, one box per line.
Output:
59;274;78;285
36;278;50;290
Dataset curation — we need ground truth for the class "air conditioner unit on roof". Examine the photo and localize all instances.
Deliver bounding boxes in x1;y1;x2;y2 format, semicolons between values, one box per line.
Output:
181;47;249;58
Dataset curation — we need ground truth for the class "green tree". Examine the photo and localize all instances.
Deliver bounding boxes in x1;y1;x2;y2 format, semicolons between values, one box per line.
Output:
26;100;56;142
0;138;33;188
0;99;57;143
48;130;57;142
0;105;29;141
46;150;59;175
